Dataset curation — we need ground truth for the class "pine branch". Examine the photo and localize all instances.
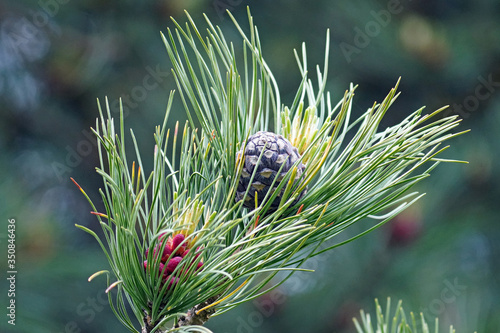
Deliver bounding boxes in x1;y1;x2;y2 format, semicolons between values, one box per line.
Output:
176;296;219;327
141;296;219;333
73;7;468;333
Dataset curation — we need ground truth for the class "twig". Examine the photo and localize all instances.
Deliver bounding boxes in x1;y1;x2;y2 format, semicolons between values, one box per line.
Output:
141;296;219;333
176;296;219;327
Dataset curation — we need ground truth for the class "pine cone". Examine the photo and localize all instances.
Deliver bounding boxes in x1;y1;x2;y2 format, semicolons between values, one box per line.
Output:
236;131;306;210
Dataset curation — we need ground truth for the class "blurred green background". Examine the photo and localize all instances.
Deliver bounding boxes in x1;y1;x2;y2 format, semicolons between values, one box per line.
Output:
1;0;499;332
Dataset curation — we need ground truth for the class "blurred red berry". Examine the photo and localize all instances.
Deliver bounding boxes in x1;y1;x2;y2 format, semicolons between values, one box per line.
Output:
143;261;166;279
172;234;185;247
161;245;172;262
182;246;202;259
143;233;203;290
166;256;183;273
389;213;422;246
163;275;179;289
171;234;186;255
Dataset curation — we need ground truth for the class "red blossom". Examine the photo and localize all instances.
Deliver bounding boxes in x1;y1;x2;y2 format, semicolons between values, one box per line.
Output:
166;256;183;273
142;233;203;291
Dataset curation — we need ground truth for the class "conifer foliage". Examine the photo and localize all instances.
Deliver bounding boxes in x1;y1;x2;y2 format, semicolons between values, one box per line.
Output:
73;8;466;333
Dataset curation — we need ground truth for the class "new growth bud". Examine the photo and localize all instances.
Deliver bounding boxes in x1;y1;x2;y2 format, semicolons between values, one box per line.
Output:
143;232;203;291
